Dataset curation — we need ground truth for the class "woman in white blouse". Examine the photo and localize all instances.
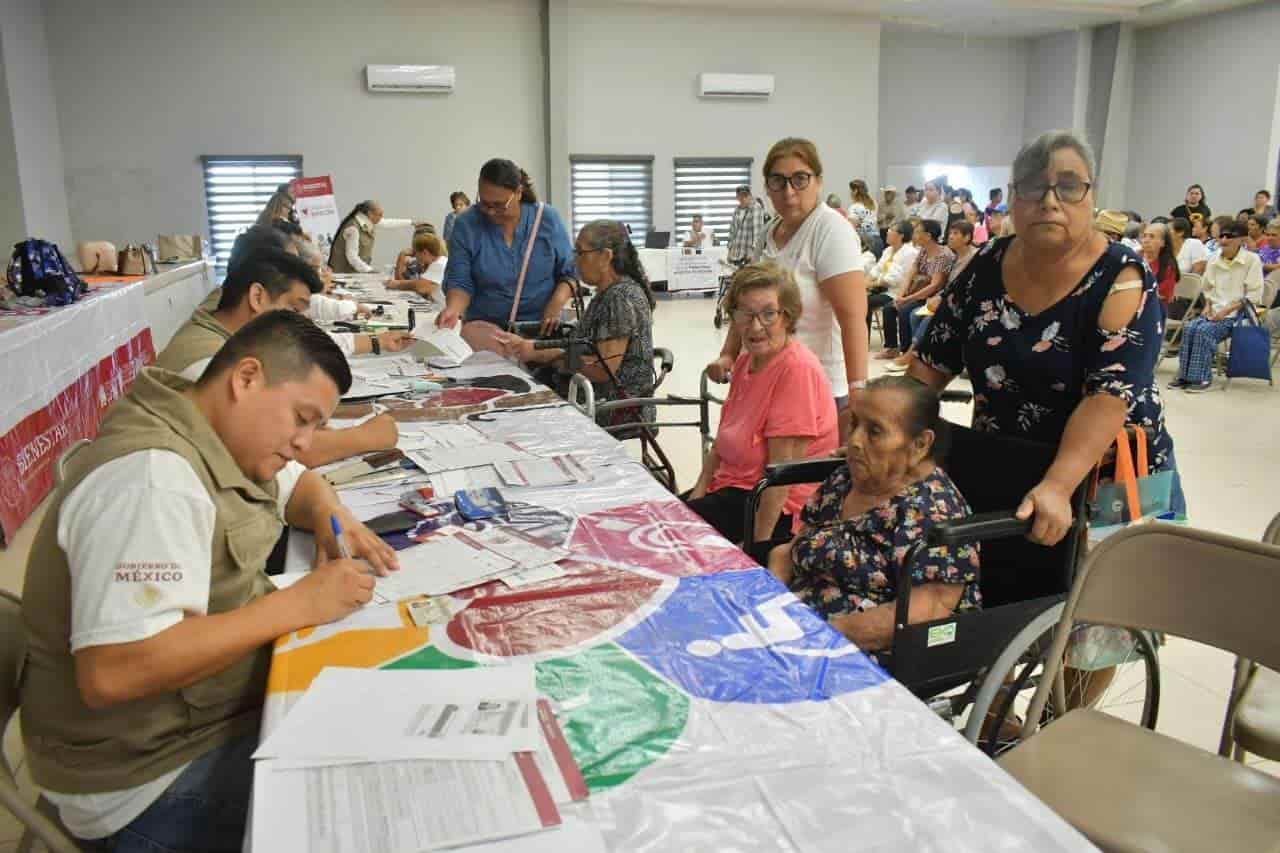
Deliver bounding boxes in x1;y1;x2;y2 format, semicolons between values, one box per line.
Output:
708;137;868;431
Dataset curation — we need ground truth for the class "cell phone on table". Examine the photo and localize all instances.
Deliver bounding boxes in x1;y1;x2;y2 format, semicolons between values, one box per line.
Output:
363;510;422;536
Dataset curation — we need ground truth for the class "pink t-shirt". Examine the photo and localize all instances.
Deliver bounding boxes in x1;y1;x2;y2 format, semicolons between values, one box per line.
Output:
709;341;840;526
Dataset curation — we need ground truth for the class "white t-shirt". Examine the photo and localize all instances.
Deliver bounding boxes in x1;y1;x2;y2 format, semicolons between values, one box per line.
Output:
1176;238;1208;274
761;203;864;395
44;450;305;840
872;243;918;296
307;294;359;325
682;228;717;248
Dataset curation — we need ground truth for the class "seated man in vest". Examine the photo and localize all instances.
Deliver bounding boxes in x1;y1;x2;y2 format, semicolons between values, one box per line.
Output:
21;310;399;850
201;227;415;362
159;247;400;468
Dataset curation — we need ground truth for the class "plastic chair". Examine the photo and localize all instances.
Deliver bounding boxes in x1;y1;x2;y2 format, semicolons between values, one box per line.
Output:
998;525;1280;852
0;590;84;853
1217;512;1280;764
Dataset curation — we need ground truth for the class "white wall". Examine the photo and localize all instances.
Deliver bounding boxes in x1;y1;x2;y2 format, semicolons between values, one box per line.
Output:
0;36;24;249
0;0;72;250
879;27;1030;185
1129;1;1280;220
559;1;880;231
1023;30;1080;141
44;0;546;266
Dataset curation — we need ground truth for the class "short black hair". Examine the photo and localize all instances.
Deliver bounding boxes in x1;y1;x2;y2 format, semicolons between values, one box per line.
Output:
1257;189;1272;200
692;213;703;221
866;375;949;461
1169;216;1192;238
735;185;751;196
1151;215;1171;225
916;219;943;242
989;187;1002;201
892;221;914;243
198;310;351;394
217;247;323;312
948;220;974;242
905;185;919;194
1220;220;1248;239
227;225;291;273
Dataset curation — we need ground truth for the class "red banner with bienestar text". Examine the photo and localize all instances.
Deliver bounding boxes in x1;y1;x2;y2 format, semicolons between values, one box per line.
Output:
0;331;155;544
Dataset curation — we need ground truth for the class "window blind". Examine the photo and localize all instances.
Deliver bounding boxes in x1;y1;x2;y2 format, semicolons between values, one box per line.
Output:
570;156;654;245
673;157;752;245
201;155;303;273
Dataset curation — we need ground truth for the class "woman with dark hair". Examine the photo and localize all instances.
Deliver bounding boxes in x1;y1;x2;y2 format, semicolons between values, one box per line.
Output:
438;158;577;353
963;201;988;244
912;130;1182;543
1170;183;1211;225
878;219;954;360
329;200;387;273
768;375;980;652
1245;213;1270;251
443;191;470;243
867;221;918;343
1140;222;1181;306
499;219;655;429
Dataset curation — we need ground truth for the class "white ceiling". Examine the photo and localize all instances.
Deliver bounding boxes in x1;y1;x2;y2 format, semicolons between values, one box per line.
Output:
595;0;1265;38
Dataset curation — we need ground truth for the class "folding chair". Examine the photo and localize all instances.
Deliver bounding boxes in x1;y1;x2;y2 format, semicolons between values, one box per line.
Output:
1217;512;1280;765
999;525;1280;852
1158;272;1204;365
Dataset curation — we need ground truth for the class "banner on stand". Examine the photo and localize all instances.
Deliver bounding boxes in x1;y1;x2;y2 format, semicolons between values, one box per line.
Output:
291;176;341;258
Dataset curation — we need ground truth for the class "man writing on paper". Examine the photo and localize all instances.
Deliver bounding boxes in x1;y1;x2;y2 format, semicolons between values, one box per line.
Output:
21;311;400;851
158;248;403;467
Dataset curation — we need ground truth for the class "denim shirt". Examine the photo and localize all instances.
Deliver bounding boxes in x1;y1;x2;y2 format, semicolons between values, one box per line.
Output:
442;202;577;326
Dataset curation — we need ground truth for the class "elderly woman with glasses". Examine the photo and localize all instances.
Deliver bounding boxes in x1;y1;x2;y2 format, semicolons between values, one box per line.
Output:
438;158;577;353
688;262;840;545
911;130;1183;545
707;138;868;435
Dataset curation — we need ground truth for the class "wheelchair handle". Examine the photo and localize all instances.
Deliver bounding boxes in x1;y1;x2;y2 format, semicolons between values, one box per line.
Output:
940;389;973;403
926;511;1032;547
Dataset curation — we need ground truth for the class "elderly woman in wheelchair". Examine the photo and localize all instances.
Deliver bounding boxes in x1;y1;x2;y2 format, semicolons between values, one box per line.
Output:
684;262;840;544
767;376;980;651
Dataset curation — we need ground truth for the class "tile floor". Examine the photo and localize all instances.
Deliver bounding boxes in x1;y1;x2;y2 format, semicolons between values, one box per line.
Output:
0;293;1274;849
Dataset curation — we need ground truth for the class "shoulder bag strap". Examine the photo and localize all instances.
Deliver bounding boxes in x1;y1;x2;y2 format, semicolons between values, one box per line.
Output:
508;202;545;330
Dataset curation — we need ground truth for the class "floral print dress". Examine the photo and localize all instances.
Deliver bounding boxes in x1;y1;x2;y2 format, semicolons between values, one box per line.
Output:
790;465;981;621
918;237;1175;473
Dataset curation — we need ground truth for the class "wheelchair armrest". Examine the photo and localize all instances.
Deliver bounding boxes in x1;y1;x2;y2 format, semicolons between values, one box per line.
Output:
925;511;1032;547
940;389;973;403
761;457;845;489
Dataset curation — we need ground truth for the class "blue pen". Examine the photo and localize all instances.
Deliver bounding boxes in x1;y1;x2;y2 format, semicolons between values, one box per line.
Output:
330;515;354;560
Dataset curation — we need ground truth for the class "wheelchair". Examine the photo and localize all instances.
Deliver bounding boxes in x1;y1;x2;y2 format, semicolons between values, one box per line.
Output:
743;423;1161;756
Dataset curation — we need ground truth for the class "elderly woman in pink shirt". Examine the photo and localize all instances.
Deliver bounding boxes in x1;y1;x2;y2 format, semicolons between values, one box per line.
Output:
686;262;840;545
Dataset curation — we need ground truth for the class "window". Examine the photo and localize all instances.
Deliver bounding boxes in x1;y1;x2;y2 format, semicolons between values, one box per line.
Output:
201;155;303;272
673;157;752;246
570;156;653;245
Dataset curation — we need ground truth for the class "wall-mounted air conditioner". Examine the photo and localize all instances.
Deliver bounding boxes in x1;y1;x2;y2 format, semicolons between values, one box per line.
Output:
698;72;774;100
365;65;455;93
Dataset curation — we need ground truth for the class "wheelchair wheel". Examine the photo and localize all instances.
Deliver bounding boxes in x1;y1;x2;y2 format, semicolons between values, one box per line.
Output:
965;611;1160;758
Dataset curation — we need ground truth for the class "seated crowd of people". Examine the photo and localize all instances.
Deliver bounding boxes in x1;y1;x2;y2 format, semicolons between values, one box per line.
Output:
22;129;1268;849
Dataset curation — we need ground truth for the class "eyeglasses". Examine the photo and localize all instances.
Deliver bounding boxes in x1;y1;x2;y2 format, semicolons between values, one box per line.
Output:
765;172;815;193
477;193;517;213
1010;179;1091;205
732;308;783;327
574;246;606;258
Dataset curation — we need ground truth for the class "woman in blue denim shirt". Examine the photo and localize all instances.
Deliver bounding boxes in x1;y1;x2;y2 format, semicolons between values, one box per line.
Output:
437;159;577;353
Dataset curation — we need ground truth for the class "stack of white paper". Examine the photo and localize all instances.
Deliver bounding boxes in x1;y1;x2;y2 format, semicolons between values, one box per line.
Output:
408;442;532;476
251;666;577;852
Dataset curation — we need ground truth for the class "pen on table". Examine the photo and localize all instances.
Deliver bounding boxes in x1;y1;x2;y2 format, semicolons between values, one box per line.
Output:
330;514;354;560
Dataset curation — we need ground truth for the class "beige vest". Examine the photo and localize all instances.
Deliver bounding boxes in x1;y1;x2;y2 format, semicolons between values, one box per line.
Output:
21;369;281;794
154;309;230;374
328;215;375;273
